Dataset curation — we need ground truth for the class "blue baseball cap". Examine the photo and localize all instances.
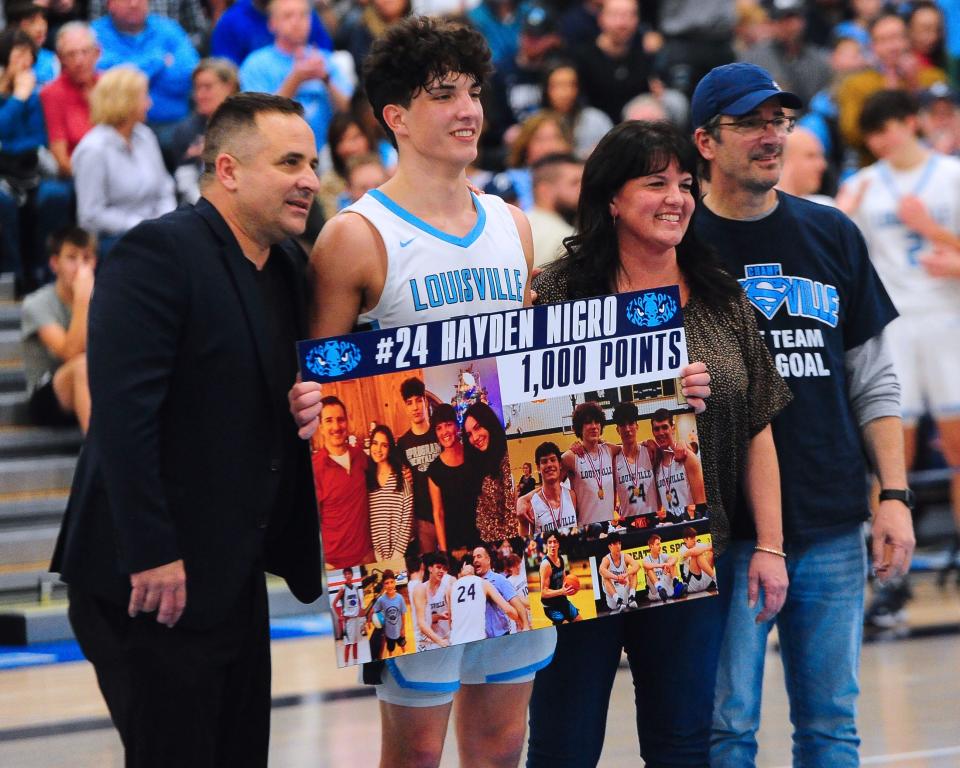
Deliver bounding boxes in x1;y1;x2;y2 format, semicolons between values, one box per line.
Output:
691;62;803;128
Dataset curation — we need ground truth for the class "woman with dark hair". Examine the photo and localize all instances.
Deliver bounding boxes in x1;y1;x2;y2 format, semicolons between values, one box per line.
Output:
366;424;414;562
541;61;613;160
526;120;793;766
462;401;518;543
316;112;374;217
427;403;483;553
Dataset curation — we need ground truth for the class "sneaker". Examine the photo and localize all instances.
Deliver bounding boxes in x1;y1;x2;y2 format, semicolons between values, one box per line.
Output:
657;586;668;602
865;578;911;629
706;581;717;592
626;595;639;609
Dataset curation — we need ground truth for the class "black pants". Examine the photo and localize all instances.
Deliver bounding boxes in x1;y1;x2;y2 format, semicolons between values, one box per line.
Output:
68;574;271;768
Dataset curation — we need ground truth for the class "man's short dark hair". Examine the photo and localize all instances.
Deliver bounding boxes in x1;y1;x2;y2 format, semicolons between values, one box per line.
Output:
343;566;353;575
400;377;425;400
201;93;304;184
531;152;581;187
534;441;562;466
381;569;396;582
423;551;449;569
572;401;605;438
650;408;673;425
363;16;493;148
859;89;920;136
48;226;95;256
647;533;661;546
683;527;698;539
612;402;640;426
320;395;347;416
606;531;622;546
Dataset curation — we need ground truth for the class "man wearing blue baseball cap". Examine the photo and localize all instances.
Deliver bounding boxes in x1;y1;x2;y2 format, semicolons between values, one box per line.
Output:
692;62;915;766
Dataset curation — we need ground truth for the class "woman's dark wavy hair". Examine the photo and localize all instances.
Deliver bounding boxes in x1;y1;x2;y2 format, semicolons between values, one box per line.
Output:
462;402;507;479
362;15;493;148
550;120;740;310
366;424;405;492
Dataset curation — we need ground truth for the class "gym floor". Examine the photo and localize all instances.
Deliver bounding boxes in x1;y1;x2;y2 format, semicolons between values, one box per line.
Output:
0;573;957;767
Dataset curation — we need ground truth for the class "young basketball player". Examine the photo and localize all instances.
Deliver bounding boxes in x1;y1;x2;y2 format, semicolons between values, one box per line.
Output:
332;567;365;664
598;532;640;612
517;441;578;535
288;17;556;766
538;533;581;625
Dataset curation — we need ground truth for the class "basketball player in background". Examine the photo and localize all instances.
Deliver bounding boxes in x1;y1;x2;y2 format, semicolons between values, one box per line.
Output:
643;533;685;602
414;551;454;649
563;402;616;528
332;566;365;664
611;402;658;521
678;527;716;594
448;562;519;645
504;554;532;633
539;532;581;625
517;441;578;535
843;88;960;628
368;570;407;659
650;408;706;521
598;532;640;613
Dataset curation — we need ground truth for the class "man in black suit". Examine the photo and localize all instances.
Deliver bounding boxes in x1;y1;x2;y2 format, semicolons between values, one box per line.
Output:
50;93;323;767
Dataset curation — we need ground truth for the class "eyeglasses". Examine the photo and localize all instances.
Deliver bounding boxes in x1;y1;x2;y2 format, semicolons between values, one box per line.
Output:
713;115;797;137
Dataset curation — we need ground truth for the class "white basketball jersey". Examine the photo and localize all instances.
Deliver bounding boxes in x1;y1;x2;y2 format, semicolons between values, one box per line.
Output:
570;444;616;525
339;583;362;618
656;456;694;513
507;572;531;633
531;486;578;534
615;448;656;516
407;576;423;645
644;552;671;597
345;190;528;329
450;574;487;645
605;551;628;580
850;154;960;316
420;574;454;650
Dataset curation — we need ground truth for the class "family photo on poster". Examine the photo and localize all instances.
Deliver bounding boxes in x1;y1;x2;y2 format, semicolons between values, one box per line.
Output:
300;290;719;668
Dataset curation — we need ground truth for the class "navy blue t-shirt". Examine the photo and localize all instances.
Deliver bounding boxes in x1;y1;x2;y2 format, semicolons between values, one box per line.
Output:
695;192;897;544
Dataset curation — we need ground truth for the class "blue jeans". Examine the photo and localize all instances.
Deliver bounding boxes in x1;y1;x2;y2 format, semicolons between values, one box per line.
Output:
711;529;867;768
527;553;732;768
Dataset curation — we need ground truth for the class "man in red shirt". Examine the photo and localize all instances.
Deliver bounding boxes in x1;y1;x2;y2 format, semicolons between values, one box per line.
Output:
312;395;375;569
39;21;99;178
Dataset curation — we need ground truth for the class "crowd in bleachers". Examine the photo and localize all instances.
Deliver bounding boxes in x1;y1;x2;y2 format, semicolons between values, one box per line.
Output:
3;0;960;441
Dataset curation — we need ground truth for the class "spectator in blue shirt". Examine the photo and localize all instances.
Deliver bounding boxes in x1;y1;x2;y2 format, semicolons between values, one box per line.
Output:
6;2;60;87
211;0;332;67
91;0;198;150
239;0;352;152
468;0;525;76
0;30;73;295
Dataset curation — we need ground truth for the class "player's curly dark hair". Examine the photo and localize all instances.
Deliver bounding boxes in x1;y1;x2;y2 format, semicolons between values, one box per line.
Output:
540;120;739;311
362;15;493;148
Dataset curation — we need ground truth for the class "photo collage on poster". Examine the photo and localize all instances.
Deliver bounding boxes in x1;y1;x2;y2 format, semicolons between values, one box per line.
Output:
315;364;715;669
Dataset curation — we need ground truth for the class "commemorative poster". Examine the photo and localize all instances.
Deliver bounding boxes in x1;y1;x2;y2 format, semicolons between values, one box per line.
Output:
299;288;718;668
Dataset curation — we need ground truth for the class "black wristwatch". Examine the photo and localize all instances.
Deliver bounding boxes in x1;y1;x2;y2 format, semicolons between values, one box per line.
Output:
879;488;915;510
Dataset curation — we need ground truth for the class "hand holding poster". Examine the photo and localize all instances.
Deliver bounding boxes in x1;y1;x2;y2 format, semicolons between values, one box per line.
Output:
299;288;718;668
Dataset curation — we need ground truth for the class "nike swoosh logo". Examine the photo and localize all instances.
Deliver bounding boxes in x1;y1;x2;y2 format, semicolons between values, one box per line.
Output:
400;238;416;248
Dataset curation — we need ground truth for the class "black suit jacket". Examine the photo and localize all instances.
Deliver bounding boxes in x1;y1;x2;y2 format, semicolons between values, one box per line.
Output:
51;199;322;629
